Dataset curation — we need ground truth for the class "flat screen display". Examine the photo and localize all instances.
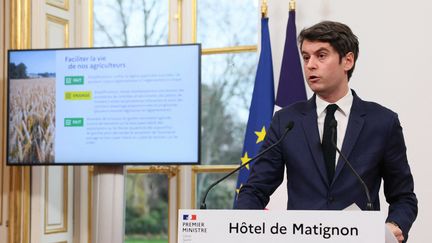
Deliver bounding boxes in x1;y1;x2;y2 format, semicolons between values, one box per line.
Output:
7;44;201;165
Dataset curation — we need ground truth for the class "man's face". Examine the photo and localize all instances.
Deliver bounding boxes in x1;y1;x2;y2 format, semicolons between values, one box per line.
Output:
301;40;354;102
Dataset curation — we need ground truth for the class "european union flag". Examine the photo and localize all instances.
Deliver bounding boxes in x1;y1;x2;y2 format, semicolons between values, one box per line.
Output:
234;17;275;207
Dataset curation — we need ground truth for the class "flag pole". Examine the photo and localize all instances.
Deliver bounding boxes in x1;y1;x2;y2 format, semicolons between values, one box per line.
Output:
289;0;296;11
261;0;268;18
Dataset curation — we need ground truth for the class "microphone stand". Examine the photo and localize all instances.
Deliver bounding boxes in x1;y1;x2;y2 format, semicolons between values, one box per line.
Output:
330;120;373;210
200;121;294;209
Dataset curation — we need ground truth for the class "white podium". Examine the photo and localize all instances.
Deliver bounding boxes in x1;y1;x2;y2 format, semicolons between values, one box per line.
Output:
178;209;392;243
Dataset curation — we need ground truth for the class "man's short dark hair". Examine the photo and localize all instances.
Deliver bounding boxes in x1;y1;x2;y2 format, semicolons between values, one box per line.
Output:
298;21;359;80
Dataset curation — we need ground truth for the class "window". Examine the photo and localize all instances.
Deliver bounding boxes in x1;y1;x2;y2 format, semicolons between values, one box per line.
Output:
93;0;259;241
125;171;170;242
94;0;168;47
93;1;171;242
194;0;259;209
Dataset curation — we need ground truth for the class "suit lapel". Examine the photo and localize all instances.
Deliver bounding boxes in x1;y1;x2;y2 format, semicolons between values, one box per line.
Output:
301;95;330;186
333;91;366;182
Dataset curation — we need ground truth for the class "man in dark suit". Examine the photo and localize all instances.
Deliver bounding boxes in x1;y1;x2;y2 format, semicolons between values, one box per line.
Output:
236;21;417;242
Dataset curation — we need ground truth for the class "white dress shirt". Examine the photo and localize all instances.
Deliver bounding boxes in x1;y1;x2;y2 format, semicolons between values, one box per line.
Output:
316;90;353;165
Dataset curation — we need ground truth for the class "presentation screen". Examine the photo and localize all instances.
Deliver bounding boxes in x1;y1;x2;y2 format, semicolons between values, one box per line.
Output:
7;44;201;165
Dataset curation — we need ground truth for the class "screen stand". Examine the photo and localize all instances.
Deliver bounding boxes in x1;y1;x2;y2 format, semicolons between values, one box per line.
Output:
91;165;125;243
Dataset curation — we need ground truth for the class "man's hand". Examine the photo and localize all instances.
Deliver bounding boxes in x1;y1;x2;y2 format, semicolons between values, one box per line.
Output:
386;222;404;243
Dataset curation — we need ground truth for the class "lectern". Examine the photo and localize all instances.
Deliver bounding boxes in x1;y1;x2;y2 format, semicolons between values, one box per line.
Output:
178;209;395;243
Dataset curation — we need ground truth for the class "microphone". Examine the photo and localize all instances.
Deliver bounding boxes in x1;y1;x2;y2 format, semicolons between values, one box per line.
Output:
200;121;295;209
329;120;373;210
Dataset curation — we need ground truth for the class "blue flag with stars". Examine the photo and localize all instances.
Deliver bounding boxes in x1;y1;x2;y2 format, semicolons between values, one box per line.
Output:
234;17;275;207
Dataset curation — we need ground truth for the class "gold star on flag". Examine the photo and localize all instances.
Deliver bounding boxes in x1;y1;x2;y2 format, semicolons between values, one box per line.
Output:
255;126;266;144
241;152;251;170
236;184;243;195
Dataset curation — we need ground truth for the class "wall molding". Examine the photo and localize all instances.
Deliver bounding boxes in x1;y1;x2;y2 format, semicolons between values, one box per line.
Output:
0;0;5;227
8;1;32;242
8;167;31;243
46;14;69;48
46;0;69;11
0;160;3;226
44;166;68;234
10;0;31;49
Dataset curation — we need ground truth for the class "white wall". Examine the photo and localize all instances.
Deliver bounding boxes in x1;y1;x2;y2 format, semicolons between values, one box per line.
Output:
267;0;431;242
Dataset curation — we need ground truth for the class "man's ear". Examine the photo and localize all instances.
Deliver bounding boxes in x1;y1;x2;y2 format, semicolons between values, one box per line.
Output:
343;52;355;72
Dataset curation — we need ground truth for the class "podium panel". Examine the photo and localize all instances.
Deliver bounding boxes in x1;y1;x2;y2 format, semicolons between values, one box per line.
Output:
178;209;385;243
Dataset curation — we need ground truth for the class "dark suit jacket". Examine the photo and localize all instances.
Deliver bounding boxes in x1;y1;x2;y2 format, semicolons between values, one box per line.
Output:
236;91;417;239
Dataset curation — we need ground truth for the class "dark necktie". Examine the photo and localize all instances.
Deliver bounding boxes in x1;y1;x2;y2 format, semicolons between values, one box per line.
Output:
322;104;338;183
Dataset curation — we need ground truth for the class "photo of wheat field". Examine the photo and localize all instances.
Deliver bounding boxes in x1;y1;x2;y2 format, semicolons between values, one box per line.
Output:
8;50;57;164
8;77;56;163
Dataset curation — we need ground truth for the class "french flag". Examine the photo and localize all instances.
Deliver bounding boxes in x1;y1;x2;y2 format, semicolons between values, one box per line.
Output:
183;214;197;220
